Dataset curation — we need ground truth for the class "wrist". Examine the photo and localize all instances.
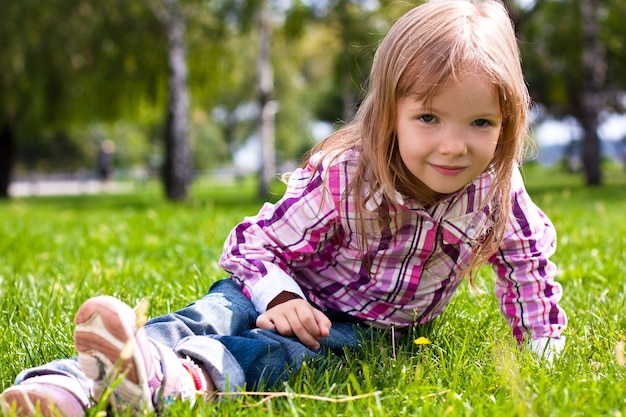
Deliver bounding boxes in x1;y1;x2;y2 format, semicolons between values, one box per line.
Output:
267;291;302;310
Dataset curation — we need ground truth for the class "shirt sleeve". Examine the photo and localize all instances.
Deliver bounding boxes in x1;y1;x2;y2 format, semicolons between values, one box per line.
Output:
219;160;340;314
489;169;567;343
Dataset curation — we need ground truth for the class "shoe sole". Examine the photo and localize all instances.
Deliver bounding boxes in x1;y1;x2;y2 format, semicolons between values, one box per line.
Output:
73;296;154;410
0;384;84;417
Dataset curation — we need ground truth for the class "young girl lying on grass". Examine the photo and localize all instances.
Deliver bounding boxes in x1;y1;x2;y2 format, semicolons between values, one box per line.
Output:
0;0;567;415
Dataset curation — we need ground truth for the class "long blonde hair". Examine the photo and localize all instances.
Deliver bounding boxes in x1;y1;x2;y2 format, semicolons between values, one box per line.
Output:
302;0;530;280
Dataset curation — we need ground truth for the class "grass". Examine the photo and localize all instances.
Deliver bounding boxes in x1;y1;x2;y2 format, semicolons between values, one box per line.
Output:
1;165;625;416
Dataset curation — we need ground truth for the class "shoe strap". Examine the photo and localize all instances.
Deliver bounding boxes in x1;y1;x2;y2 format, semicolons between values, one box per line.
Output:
148;340;201;408
181;358;207;392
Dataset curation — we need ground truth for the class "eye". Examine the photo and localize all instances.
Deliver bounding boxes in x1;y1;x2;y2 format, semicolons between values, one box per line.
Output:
418;114;437;123
472;119;493;127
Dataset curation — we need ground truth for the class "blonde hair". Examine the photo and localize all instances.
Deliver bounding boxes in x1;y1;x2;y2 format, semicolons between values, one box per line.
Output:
302;0;530;281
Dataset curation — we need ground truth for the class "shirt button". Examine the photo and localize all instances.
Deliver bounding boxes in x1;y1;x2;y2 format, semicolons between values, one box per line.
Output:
423;220;435;230
467;227;476;238
414;258;422;266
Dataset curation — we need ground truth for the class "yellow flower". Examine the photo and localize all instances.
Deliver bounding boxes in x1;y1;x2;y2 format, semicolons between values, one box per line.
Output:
414;337;431;345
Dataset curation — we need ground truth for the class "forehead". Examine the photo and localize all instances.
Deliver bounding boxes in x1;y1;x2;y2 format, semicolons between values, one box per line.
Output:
408;74;500;108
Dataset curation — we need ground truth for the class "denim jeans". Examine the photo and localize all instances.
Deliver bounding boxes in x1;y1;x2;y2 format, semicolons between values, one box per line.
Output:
14;279;375;399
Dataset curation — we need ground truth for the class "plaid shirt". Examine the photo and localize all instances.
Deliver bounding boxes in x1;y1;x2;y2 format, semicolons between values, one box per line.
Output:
220;149;567;342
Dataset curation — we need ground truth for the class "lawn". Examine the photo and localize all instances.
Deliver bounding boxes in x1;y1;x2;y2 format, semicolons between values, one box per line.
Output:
1;165;625;416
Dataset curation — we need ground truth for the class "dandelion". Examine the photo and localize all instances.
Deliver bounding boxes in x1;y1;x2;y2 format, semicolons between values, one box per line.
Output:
414;337;431;346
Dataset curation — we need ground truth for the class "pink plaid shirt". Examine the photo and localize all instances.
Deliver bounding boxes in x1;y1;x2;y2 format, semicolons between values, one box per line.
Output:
220;149;567;342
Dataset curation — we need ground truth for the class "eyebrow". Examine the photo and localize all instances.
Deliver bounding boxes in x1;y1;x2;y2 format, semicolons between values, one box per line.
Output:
411;104;502;120
469;112;502;120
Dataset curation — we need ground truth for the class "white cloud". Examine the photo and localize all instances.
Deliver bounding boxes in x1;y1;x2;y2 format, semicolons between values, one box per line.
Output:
533;114;626;146
599;113;626;141
533;117;582;146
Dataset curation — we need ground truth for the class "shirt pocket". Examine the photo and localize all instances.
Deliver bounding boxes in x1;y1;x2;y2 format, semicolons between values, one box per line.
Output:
436;211;495;275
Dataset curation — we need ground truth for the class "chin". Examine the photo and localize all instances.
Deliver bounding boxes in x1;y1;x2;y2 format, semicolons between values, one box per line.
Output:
427;183;464;194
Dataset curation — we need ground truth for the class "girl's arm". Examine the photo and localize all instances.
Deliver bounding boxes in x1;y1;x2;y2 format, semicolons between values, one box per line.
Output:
490;170;567;349
219;157;341;316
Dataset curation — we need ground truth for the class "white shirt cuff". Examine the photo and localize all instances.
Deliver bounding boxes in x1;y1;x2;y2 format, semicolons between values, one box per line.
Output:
249;271;306;314
528;336;566;363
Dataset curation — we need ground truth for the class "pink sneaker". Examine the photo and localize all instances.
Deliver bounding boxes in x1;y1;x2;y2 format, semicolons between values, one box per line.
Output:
0;374;89;417
73;296;208;412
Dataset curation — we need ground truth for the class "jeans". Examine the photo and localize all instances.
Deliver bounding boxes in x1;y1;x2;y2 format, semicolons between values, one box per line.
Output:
14;279;375;399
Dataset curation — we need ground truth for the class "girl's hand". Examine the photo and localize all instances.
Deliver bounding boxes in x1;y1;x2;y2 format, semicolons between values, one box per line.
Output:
528;336;565;364
256;293;331;351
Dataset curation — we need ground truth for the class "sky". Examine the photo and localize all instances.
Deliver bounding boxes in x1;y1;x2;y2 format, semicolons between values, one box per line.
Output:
534;113;626;146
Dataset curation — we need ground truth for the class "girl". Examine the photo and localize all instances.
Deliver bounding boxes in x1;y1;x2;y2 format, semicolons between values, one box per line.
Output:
0;0;567;415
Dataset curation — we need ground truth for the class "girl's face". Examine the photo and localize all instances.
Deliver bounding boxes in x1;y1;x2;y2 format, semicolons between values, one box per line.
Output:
395;74;502;198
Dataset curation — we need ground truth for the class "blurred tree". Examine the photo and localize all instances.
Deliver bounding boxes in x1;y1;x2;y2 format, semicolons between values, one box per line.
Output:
150;0;265;199
578;0;605;185
305;0;384;124
149;0;193;200
257;0;276;199
186;1;259;171
10;0;622;200
297;1;418;125
517;0;626;185
0;0;167;198
0;0;256;200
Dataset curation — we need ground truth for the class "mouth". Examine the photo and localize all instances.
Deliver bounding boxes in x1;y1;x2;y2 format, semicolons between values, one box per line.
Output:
429;164;467;176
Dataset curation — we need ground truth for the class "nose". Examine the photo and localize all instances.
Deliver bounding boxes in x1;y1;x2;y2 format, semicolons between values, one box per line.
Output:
438;128;467;156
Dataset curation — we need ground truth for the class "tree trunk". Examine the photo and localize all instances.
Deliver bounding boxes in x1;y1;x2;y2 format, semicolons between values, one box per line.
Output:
0;122;15;198
337;0;358;121
156;0;192;200
579;0;605;185
257;0;276;200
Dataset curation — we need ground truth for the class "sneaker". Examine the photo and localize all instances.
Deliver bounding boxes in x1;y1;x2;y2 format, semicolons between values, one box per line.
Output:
73;296;207;411
0;374;89;417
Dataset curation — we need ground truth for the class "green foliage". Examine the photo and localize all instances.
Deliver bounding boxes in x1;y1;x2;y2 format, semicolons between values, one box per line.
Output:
1;0;167;129
519;0;582;110
3;0;626;186
603;0;626;88
518;0;626;113
1;167;625;415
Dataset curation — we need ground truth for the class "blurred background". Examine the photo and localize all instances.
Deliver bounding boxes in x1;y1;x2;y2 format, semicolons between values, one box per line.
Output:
1;0;625;200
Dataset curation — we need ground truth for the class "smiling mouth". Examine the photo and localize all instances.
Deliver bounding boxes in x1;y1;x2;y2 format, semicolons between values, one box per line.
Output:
429;164;466;176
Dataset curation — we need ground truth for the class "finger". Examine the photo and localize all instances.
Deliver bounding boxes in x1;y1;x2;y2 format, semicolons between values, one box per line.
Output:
265;313;297;338
260;309;321;351
294;309;318;337
295;304;331;339
292;324;321;351
312;309;332;338
256;313;277;330
294;305;326;340
292;307;327;350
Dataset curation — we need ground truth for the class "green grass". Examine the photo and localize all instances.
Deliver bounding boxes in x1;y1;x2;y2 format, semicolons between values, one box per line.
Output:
1;167;625;416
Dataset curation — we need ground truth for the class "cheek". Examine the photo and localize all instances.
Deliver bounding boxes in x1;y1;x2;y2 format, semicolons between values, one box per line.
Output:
397;135;425;167
485;131;501;159
489;140;499;158
396;141;410;167
396;130;411;159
